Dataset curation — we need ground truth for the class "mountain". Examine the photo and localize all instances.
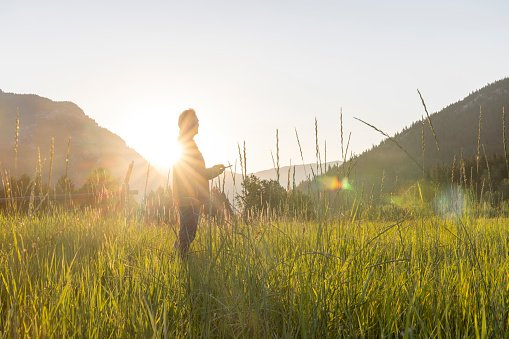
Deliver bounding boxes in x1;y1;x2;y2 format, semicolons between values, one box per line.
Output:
0;90;166;197
333;77;509;195
7;75;506;204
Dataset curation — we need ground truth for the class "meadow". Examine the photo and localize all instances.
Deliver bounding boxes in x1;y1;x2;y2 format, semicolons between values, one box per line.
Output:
1;194;508;337
1;111;509;338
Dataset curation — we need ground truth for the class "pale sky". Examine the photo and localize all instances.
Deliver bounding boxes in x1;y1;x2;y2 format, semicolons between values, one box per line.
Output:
2;0;508;173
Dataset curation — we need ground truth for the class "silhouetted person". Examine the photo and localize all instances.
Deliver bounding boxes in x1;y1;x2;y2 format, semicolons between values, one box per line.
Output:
172;108;226;257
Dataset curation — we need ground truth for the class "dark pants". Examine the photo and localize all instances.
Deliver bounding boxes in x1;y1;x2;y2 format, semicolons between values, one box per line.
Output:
174;204;200;257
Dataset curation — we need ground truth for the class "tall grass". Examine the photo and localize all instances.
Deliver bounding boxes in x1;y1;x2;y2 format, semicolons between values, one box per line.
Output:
1;202;508;337
2;107;509;338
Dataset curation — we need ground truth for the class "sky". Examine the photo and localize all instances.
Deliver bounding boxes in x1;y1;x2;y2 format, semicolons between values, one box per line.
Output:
2;0;509;174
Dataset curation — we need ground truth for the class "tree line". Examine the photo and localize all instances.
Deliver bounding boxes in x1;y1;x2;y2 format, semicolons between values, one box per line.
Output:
426;153;509;203
0;167;318;222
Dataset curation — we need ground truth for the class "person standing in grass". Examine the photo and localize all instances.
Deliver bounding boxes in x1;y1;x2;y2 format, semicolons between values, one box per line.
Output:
172;108;226;257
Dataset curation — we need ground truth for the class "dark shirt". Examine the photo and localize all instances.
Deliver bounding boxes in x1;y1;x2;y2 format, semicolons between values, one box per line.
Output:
172;137;217;207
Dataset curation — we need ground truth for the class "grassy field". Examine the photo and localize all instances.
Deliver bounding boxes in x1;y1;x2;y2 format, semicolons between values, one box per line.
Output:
1;200;508;338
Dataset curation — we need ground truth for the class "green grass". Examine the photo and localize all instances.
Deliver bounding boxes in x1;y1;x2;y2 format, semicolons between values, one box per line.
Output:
1;205;508;338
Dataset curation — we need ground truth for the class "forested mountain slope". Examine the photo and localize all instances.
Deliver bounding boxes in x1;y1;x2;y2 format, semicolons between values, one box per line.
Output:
330;78;509;194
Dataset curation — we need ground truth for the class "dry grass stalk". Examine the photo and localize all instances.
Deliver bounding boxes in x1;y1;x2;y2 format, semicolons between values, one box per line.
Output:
292;164;296;191
295;128;311;179
503;107;509;177
28;169;37;217
324;140;327;175
461;149;467;187
166;168;171;192
344;132;352;178
48;137;54;195
315;118;322;176
276;129;280;184
37;147;43;198
230;160;237;216
451;155;456;187
243;141;247;180
369;182;375;206
340;108;344;161
1;168;13;213
65;136;71;196
476;106;482;174
237;142;247;201
286;159;291;192
144;162;150;201
482;144;492;194
417;89;442;162
14;108;19;181
470;166;474;194
421;116;425;178
354;117;425;175
221;168;226;196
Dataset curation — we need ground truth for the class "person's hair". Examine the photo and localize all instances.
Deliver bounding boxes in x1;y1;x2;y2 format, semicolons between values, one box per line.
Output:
178;108;198;133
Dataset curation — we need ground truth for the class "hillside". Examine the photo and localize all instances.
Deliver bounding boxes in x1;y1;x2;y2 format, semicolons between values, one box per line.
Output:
333;77;509;194
0;91;166;196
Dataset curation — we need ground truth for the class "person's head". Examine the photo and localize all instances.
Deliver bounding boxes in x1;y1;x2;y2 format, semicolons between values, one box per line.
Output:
178;108;199;138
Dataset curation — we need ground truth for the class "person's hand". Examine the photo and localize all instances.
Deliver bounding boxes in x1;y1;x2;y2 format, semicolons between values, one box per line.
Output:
212;164;226;176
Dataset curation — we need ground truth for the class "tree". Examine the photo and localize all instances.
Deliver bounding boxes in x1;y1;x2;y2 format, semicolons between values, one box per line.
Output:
78;167;120;194
54;175;75;195
236;174;288;218
10;173;32;197
236;174;264;216
76;167;121;212
260;178;287;213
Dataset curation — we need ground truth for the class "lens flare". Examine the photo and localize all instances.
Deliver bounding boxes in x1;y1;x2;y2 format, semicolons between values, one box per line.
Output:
385;195;404;207
316;176;351;191
434;188;469;219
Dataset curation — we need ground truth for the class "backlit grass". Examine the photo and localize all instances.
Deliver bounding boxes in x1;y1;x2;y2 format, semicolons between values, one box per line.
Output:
1;206;508;337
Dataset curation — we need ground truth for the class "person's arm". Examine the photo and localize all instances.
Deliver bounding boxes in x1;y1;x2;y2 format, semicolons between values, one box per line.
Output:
201;164;226;180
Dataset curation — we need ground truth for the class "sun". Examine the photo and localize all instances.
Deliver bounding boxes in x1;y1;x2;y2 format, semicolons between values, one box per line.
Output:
120;109;185;174
130;137;182;174
155;142;182;172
